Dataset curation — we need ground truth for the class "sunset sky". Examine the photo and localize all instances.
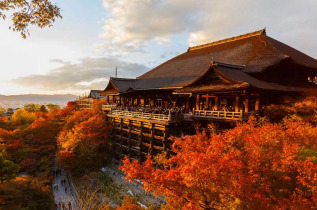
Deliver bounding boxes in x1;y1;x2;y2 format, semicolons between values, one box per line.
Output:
0;0;316;95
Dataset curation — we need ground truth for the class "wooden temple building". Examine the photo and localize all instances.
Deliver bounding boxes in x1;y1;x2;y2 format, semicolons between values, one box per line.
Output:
78;29;317;163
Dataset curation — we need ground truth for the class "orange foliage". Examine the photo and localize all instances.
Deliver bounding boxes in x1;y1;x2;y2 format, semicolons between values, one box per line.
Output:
263;92;317;124
92;99;104;115
57;151;76;169
117;195;146;210
64;109;93;130
121;118;317;209
19;158;37;173
56;110;112;175
6;138;24;152
60;101;77;118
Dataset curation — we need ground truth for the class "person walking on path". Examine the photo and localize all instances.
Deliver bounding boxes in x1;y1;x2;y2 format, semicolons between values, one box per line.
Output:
52;157;77;209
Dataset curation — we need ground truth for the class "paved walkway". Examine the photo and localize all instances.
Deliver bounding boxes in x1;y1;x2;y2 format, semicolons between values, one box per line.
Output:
52;158;78;210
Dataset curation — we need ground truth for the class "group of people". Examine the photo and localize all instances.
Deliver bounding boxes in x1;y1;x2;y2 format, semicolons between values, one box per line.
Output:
53;169;62;177
57;201;72;210
203;105;236;112
52;167;73;210
115;105;185;116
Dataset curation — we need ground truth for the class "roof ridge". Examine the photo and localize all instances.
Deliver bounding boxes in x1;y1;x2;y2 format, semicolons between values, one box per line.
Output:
110;77;136;81
188;28;266;51
213;60;246;69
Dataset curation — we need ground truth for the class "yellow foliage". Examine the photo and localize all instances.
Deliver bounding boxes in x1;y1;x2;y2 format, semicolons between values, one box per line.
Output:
10;109;37;124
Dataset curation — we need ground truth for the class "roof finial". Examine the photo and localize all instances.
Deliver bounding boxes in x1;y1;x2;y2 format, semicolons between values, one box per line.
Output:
262;27;267;35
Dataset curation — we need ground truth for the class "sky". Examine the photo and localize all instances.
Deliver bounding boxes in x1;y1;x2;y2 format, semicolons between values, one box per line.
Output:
0;0;316;96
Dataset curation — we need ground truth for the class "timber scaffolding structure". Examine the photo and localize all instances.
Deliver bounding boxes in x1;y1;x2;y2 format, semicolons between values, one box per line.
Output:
79;28;317;164
111;114;172;164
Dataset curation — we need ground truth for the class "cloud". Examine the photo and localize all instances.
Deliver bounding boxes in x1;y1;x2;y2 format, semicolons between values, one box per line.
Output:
100;0;207;53
11;57;148;93
49;59;71;65
100;0;317;57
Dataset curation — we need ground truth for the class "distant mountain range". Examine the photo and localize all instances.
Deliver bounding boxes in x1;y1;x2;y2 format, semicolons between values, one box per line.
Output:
0;94;78;109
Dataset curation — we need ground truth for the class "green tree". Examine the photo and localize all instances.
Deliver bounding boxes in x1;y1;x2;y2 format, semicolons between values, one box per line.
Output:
46;104;59;111
23;104;41;112
0;155;19;184
0;108;6;117
0;0;62;38
6;108;13;116
39;105;48;113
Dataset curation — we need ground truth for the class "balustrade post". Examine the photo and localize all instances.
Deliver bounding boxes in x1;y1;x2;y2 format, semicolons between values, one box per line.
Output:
168;110;172;121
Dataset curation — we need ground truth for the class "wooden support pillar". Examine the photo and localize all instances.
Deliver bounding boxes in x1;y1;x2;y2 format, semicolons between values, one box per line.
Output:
139;122;143;162
111;119;116;162
120;118;123;160
150;124;155;155
206;97;209;110
255;96;260;111
215;96;219;111
118;96;121;105
128;120;132;158
245;98;249;113
235;96;239;112
163;126;168;151
173;101;176;108
185;97;189;110
196;94;200;110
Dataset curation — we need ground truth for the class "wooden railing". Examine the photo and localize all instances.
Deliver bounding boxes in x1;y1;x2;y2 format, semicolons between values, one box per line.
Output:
193;110;243;120
78;103;117;110
78;103;92;109
102;104;117;110
109;109;176;122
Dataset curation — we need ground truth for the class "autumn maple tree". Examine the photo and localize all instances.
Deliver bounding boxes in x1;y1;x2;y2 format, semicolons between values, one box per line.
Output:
57;109;112;175
0;0;62;38
121;118;317;209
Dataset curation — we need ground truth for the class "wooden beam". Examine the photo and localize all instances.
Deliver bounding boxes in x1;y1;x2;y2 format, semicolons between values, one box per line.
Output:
202;95;216;98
